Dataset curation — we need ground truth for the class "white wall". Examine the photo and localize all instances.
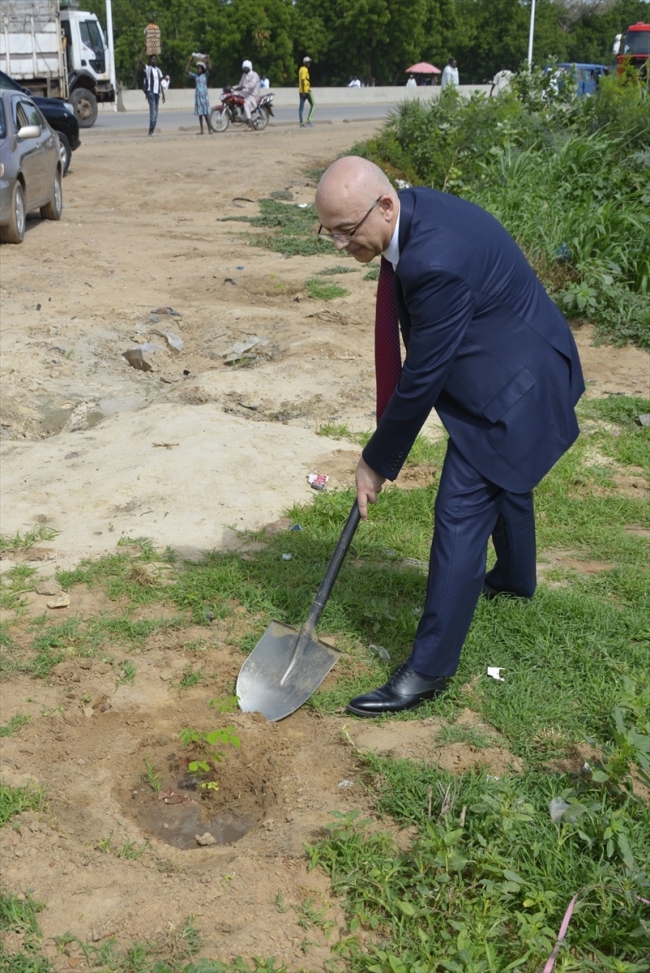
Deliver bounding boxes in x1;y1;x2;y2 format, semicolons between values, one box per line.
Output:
117;84;491;111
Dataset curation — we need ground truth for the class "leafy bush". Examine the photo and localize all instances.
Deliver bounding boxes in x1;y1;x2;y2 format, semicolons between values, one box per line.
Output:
356;70;650;348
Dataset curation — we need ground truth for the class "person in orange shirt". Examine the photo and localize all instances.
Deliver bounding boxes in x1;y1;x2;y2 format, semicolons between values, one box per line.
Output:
298;56;315;127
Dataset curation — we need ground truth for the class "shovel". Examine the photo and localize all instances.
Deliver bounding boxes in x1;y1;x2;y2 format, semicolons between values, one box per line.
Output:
236;500;360;721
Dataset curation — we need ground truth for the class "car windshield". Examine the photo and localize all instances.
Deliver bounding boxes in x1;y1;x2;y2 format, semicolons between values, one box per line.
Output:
79;19;105;56
623;30;650;55
0;100;6;138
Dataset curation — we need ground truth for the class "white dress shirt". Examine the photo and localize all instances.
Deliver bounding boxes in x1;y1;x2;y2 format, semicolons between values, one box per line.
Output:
382;204;401;270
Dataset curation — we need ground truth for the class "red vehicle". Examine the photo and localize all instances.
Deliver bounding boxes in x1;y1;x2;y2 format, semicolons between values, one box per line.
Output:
614;23;649;78
210;87;275;132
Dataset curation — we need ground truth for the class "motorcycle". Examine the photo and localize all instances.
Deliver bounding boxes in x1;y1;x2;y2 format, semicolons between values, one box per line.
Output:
210;87;275;132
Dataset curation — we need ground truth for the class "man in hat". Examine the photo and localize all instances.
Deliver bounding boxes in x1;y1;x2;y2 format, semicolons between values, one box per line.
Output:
314;156;584;716
298;56;315;127
234;59;261;130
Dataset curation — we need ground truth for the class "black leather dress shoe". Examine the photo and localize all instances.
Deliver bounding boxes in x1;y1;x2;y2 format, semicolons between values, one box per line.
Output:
347;664;447;716
482;582;532;601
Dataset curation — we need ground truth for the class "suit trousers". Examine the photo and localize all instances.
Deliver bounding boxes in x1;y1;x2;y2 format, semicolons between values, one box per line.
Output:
409;439;537;678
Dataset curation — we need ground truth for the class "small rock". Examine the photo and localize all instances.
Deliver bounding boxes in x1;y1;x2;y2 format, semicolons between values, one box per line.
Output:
91;929;100;943
47;594;70;609
637;413;650;427
36;580;62;596
195;832;217;846
157;735;169;746
83;706;93;718
281;553;292;561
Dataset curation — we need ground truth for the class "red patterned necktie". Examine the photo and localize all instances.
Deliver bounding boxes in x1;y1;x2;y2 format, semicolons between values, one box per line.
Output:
375;256;402;422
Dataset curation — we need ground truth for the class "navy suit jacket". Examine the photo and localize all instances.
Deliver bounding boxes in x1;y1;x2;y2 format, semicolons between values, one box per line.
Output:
362;188;585;493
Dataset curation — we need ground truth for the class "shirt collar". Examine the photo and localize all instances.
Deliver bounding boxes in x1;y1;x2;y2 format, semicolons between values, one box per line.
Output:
382;203;400;270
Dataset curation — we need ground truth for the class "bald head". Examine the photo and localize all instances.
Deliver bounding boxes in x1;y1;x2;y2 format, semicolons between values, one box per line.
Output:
315;156;398;263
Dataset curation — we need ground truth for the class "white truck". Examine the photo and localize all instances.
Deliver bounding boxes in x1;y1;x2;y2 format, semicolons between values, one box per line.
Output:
0;0;115;127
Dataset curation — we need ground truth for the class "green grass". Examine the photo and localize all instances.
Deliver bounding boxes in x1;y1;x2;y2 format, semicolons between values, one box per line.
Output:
0;890;45;940
0;397;646;972
316;265;355;276
0;943;54;973
0;526;59;554
0;615;179;682
305;278;349;300
0;566;37;614
363;264;380;281
0;714;30;738
0;783;45;827
220;198;332;258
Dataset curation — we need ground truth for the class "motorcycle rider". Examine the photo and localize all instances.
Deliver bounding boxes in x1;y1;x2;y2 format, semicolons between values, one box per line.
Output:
233;59;261;130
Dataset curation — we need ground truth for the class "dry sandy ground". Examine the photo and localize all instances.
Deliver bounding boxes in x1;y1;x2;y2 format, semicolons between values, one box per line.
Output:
1;119;649;970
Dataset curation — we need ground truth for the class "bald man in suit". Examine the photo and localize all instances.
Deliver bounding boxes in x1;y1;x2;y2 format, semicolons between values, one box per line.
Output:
315;157;584;716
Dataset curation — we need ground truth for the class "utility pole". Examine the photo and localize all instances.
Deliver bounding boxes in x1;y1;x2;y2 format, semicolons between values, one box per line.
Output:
105;0;117;110
527;0;536;72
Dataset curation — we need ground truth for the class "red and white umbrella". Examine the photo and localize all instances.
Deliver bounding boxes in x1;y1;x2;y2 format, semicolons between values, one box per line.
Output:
405;62;441;74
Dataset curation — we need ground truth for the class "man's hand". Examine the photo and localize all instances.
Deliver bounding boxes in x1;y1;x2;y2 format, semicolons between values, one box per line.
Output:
355;457;386;520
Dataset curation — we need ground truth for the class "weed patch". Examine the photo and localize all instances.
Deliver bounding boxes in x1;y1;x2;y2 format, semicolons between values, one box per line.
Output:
220;199;331;258
0;783;44;827
0;714;30;738
363;264;380;281
0;525;59;555
316;265;355;276
305;277;349;300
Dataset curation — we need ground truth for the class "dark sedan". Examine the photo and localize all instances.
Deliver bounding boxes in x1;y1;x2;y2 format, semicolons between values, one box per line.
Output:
0;89;62;244
0;70;80;175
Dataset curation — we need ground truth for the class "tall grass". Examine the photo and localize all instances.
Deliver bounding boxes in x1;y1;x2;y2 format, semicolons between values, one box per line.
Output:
356;67;650;348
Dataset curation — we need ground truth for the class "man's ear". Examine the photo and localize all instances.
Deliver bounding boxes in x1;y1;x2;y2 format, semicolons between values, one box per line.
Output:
379;195;395;222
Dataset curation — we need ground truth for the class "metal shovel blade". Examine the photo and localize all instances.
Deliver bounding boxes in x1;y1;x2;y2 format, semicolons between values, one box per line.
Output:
236;621;341;721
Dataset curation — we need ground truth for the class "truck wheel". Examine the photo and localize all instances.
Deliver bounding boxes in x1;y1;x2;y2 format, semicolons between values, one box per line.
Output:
0;182;26;244
40;171;62;221
71;87;98;128
58;133;71;175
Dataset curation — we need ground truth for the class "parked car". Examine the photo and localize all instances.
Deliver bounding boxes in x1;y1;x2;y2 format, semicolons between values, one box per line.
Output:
0;70;80;175
0;89;62;244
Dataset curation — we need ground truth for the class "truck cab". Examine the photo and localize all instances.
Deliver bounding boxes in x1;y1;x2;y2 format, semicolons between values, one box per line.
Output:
613;23;650;78
60;8;114;127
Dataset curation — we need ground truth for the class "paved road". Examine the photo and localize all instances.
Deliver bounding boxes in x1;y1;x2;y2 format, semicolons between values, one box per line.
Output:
89;103;396;133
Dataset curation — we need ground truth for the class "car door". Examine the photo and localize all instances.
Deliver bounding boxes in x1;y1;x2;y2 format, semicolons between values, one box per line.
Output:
30;101;59;198
17;98;55;207
13;100;40;211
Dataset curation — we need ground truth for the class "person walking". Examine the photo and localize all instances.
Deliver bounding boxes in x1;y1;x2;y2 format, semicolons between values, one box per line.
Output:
298;56;315;127
233;59;261;131
185;54;212;134
142;53;165;136
441;57;459;89
314;156;584;716
490;64;513;96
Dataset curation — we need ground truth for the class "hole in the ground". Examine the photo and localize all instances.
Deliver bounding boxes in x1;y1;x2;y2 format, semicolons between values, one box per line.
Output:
122;732;278;850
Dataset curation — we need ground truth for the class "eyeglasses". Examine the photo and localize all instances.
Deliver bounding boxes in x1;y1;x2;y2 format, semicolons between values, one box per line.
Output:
318;197;382;243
